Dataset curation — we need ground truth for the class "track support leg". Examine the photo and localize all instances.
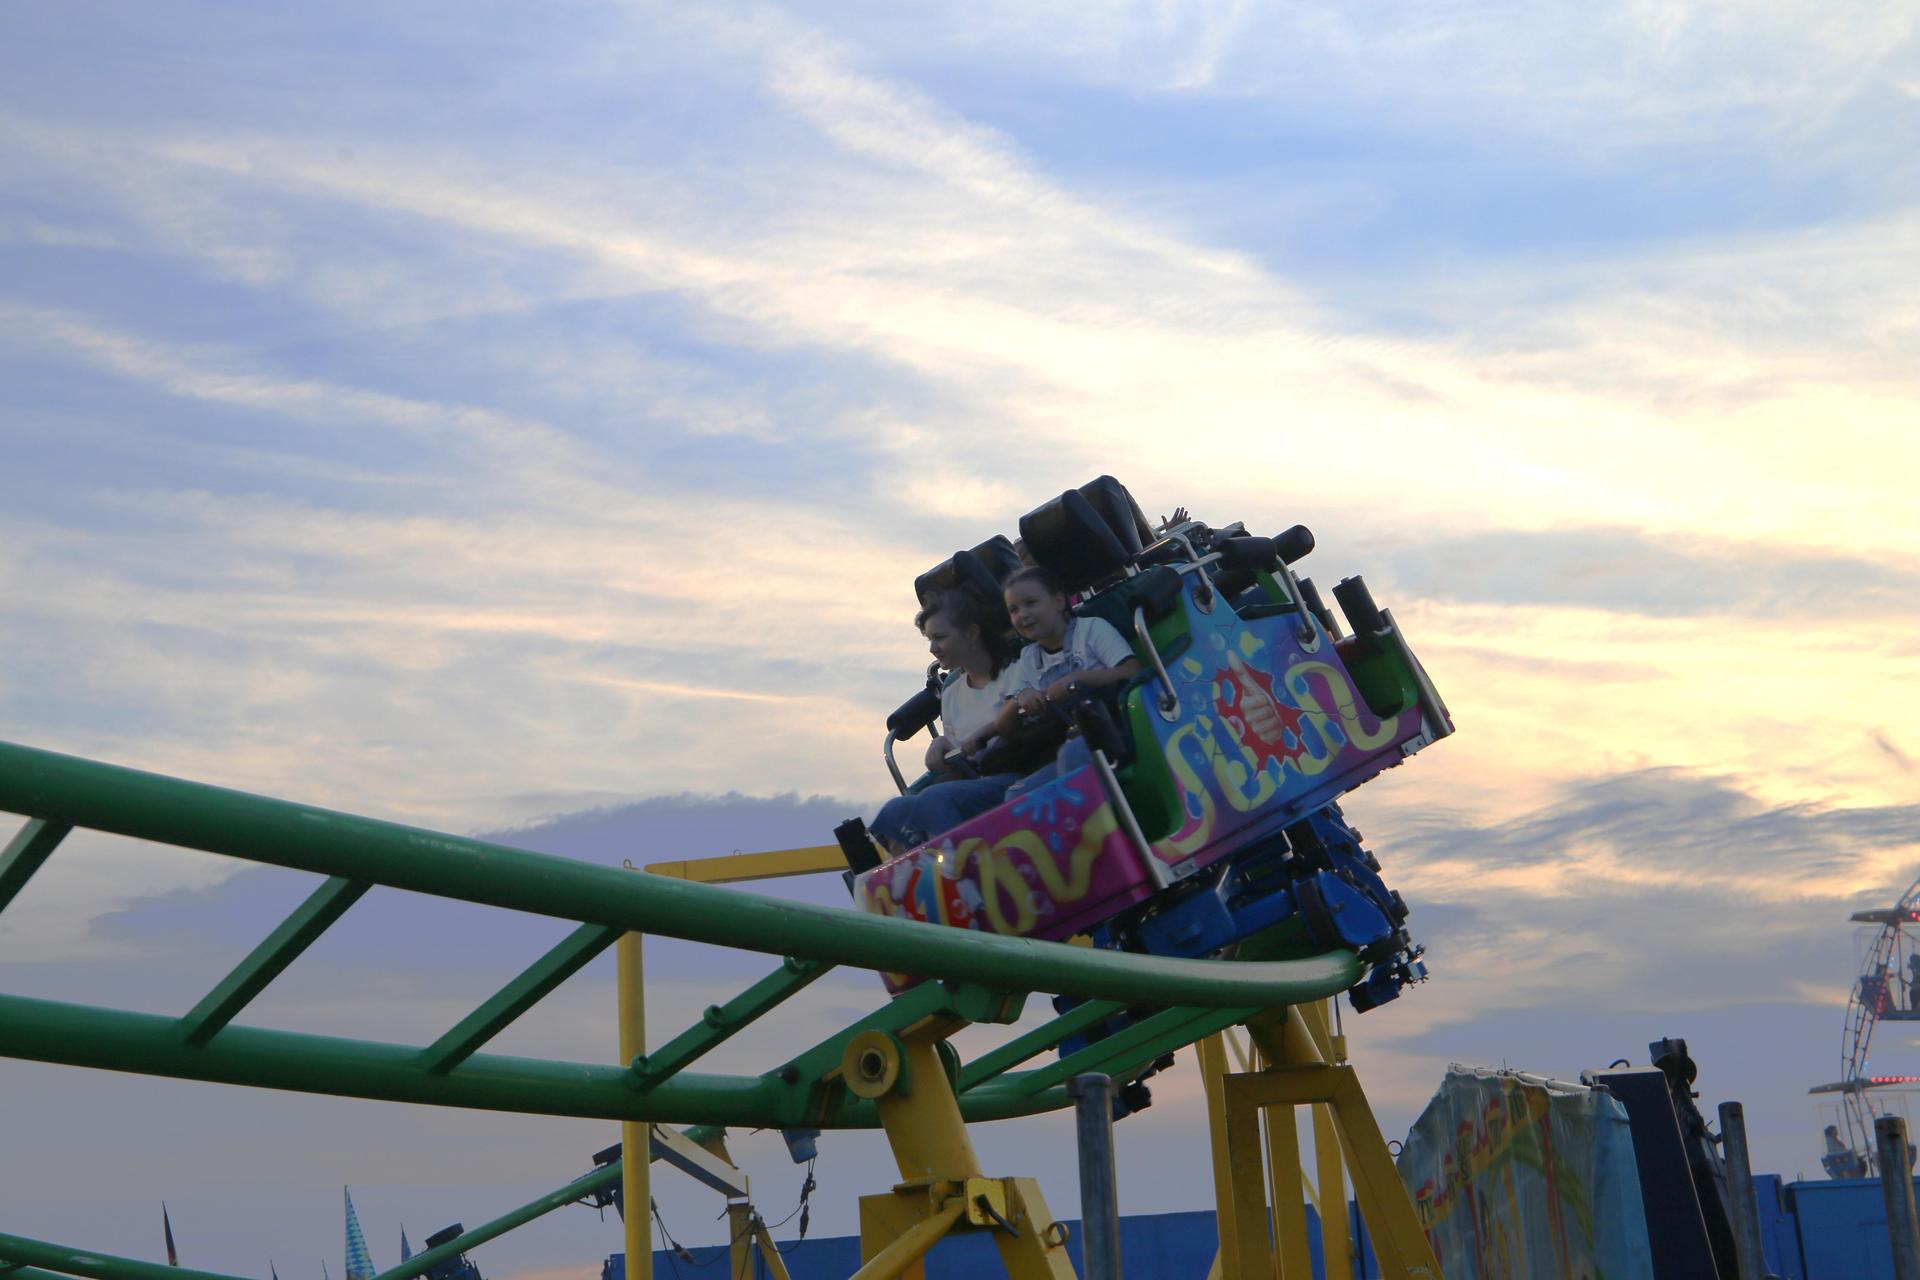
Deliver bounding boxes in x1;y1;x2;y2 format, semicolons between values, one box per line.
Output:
856;1027;1076;1279
617;933;651;1280
1198;1007;1440;1280
1233;1011;1440;1280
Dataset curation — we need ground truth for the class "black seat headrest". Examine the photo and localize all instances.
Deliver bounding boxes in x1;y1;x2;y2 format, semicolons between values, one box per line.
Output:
1019;489;1133;594
913;547;1004;606
1077;476;1152;558
968;535;1022;585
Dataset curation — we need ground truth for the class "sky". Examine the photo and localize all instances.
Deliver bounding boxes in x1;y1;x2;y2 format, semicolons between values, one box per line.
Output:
3;0;1919;1274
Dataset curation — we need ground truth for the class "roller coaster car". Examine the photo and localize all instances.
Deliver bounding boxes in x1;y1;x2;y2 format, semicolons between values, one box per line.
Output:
850;476;1451;1014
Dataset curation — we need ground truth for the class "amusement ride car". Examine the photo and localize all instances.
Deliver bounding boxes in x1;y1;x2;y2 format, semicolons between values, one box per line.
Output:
839;477;1452;1030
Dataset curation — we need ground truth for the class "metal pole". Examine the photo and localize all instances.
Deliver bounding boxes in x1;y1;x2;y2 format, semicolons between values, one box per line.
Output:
1069;1073;1123;1280
1877;1115;1920;1280
1718;1102;1768;1280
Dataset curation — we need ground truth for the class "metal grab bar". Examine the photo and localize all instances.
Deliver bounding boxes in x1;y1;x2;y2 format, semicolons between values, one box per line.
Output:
1134;606;1182;721
1273;562;1318;643
1089;746;1169;890
883;731;908;793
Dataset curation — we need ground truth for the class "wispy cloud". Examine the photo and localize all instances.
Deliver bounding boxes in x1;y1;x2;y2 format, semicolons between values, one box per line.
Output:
3;2;1918;1250
1873;730;1916;772
1376;525;1920;619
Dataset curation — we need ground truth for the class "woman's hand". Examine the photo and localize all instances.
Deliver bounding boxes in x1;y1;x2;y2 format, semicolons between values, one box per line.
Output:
925;734;960;771
1015;688;1047;718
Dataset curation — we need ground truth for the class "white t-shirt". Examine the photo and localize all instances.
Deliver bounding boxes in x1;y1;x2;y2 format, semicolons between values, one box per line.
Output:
1009;615;1135;694
940;664;1019;742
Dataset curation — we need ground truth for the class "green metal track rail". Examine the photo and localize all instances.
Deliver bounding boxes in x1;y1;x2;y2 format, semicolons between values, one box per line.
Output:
0;739;1363;1276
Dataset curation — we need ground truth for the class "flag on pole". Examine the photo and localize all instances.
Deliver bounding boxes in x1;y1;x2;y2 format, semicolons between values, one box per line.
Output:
399;1228;412;1264
163;1204;179;1266
271;1261;280;1280
344;1188;375;1280
322;1260;331;1280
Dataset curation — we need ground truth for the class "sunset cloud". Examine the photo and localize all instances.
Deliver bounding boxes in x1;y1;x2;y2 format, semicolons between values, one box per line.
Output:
3;0;1916;1270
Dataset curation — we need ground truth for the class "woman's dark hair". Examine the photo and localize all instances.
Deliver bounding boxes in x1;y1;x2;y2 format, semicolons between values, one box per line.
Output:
916;587;1019;676
1000;563;1065;597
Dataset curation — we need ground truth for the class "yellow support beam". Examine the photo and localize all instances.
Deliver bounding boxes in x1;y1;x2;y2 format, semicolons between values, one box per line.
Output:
1222;1061;1440;1280
853;1022;1075;1279
872;1034;985;1182
1223;1024;1253;1074
1313;1101;1352;1280
1220;1074;1275;1280
617;932;650;1280
644;845;845;883
1310;1000;1352;1280
726;1202;753;1280
852;1198;966;1280
1197;1033;1240;1280
751;1213;793;1280
1262;1098;1314;1279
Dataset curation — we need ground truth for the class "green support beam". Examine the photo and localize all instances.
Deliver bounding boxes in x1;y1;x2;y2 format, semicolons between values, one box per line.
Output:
0;818;69;916
421;922;624;1073
0;990;1075;1129
176;876;370;1045
0;740;1363;1011
630;955;830;1090
0;1161;626;1280
0;1231;251;1280
366;1162;621;1280
958;998;1127;1092
1013;1003;1257;1096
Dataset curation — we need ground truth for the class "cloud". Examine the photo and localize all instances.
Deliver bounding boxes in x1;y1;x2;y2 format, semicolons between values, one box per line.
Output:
3;2;1918;1270
847;0;1920;148
1322;764;1920;1179
1873;730;1916;772
1373;525;1920;619
1391;766;1920;893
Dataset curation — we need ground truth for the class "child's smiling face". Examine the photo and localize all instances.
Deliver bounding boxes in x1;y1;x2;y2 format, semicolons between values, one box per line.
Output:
1004;579;1069;646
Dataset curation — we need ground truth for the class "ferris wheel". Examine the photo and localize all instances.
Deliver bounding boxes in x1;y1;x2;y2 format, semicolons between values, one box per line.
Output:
1810;873;1920;1177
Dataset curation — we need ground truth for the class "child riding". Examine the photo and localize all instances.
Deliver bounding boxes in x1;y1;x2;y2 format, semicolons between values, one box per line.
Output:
989;565;1141;743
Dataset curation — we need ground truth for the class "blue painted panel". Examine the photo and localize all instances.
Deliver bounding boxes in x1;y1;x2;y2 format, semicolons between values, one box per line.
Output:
1790;1177;1920;1280
1751;1174;1806;1280
606;1211;1217;1280
604;1204;1371;1279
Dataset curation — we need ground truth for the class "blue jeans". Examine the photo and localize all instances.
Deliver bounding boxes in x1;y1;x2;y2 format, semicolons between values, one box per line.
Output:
1002;734;1090;799
870;773;1021;851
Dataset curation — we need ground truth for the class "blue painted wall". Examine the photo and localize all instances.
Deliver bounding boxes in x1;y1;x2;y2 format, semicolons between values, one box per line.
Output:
1788;1175;1920;1280
605;1204;1387;1280
600;1172;1920;1280
1752;1174;1805;1280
